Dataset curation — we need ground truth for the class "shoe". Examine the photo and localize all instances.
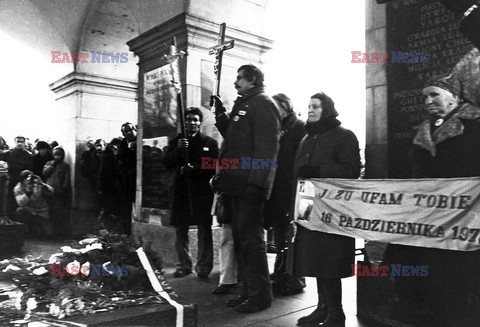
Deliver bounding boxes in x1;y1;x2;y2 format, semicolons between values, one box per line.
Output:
173;269;192;278
226;295;248;307
234;299;271;313
297;307;327;326
318;309;345;327
197;271;209;279
267;243;277;253
274;285;304;296
212;283;236;294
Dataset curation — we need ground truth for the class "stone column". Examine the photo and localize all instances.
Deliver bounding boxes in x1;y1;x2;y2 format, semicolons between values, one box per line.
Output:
365;0;388;179
49;72;137;233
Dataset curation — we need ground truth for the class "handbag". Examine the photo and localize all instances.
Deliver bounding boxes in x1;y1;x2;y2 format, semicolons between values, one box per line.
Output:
213;193;231;224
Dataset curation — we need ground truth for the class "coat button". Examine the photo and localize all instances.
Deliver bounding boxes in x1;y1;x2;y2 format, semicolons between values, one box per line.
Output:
306;154;310;158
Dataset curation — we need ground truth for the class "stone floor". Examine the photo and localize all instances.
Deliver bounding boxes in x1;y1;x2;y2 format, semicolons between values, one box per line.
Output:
1;237;388;327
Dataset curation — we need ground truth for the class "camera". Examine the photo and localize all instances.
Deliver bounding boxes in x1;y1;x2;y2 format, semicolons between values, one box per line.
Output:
25;174;41;185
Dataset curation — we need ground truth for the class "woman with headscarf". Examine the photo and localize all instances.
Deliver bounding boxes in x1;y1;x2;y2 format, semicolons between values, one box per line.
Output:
293;92;361;327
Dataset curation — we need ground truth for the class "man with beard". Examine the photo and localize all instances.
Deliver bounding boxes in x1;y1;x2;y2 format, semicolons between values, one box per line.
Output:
211;64;280;313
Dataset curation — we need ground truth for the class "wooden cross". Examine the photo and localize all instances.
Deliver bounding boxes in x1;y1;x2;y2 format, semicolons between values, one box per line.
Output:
209;22;234;110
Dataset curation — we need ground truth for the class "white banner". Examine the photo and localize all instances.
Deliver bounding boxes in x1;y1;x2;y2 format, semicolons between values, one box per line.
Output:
294;177;480;251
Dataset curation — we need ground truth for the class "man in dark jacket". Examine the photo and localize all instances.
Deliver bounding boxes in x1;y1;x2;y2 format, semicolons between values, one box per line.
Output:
0;136;33;217
163;107;218;279
386;74;480;326
116;123;137;235
211;64;280;313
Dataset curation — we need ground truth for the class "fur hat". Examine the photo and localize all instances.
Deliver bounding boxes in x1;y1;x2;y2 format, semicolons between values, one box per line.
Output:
424;74;462;97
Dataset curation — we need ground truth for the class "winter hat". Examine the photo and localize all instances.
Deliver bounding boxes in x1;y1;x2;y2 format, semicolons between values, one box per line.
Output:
424;74;462;98
35;141;50;150
52;146;65;159
20;170;34;182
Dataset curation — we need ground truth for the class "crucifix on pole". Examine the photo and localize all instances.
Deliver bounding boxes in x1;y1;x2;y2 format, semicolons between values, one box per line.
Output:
161;37;195;217
209;22;234;112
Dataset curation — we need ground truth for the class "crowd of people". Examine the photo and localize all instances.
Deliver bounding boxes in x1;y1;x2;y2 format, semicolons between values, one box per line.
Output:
165;63;360;326
1;62;477;326
0;137;69;237
167;64;480;326
0;122;138;238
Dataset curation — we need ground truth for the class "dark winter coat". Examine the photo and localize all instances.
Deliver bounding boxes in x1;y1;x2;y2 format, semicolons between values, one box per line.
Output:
97;147;130;214
385;102;480;324
79;148;101;186
292;117;361;278
215;86;281;199
163;132;218;226
33;152;53;181
117;139;136;203
1;148;33;186
264;114;305;227
410;102;480;178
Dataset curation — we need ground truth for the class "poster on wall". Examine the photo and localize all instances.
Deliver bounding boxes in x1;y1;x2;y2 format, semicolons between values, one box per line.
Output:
143;63;179;139
141;64;179;210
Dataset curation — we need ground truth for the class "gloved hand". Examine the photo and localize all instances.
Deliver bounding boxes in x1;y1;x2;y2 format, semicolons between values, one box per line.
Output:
210;95;226;116
297;165;319;178
180;164;195;177
244;184;263;200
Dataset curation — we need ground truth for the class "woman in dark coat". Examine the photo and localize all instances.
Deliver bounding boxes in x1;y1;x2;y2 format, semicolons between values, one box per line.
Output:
293;92;361;327
263;93;306;295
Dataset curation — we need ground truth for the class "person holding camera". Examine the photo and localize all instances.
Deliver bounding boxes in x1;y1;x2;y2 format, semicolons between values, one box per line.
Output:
13;170;54;237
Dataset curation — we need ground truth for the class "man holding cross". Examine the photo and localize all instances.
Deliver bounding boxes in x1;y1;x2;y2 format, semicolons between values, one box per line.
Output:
211;64;280;313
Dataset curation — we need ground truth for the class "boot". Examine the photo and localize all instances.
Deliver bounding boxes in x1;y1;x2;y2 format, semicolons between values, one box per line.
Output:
297;305;327;326
317;278;344;327
319;308;345;327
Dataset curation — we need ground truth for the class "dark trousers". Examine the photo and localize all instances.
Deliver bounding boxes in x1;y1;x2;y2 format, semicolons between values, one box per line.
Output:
227;195;272;304
266;203;305;291
15;207;54;237
174;224;213;274
317;278;342;311
49;193;70;235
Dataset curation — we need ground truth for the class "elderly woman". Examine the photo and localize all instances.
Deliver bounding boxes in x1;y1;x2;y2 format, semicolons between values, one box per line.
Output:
293;92;361;327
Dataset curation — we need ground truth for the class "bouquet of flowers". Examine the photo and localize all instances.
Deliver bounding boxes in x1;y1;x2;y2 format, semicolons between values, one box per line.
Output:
0;233;167;324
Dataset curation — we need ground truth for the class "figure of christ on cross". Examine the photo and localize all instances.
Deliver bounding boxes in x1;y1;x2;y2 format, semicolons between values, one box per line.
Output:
209;22;234;112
